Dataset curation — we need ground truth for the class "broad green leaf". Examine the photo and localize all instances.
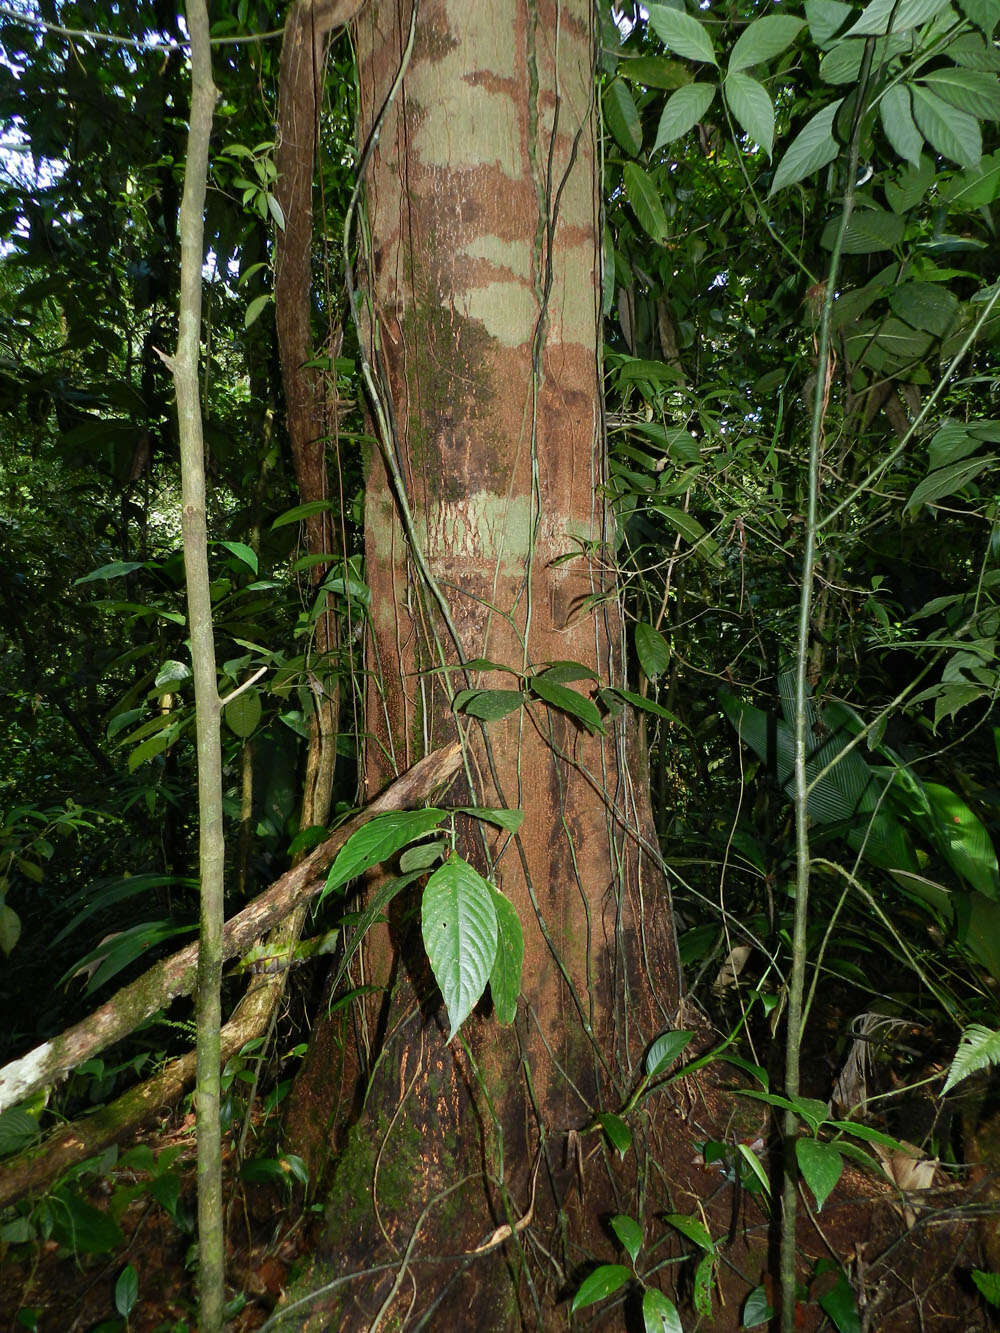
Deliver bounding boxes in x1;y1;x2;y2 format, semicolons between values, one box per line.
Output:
605;80;643;154
539;659;599;683
646;5;717;64
421;856;498;1040
796;1138;843;1211
693;1252;715;1318
958;0;1000;33
939;150;1000;206
50;1187;124;1254
821;33;909;82
737;1141;772;1195
599;1111;633;1158
927;420;980;469
620;55;691;90
743;1284;775;1327
818;1269;861;1333
664;1211;715;1252
643;1287;683;1333
623;162;670;243
948;30;1000;68
653;84;716;150
911;85;982;165
806;0;853;42
218;540;258;573
646;1029;694;1077
75;561;145;585
830;1120;914;1151
972;1269;1000;1304
456;806;524;833
398;840;445;872
127;731;175;771
724;72;775;157
571;1264;631;1313
488;885;523;1025
529;674;604;734
114;1266;139;1319
225;688;262;739
885;155;935;211
770;101;843;194
880;85;923;165
943;1022;1000;1091
729;16;805;72
452;688;525;721
0;904;21;956
905;454;994;513
635;622;671;680
889;282;958;335
650;503;723;564
820;208;905;253
0;1106;39;1156
244;292;271;328
608;686;684;727
324;808;448;897
921;67;1000;119
611;1213;643;1264
847;0;949;34
271;499;336;529
924;781;1000;897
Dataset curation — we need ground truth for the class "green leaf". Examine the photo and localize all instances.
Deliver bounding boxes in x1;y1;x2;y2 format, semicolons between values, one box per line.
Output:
939;150;1000;206
737;1141;772;1195
818;1269;861;1333
611;1213;644;1264
599;1111;633;1158
889;281;958;335
927;420;980;469
421;856;498;1040
924;781;1000;897
456;806;524;833
646;1029;694;1078
885;155;935;210
847;0;949;35
154;660;191;692
244;292;271;328
820;34;908;82
608;686;684;726
605;80;643;154
880;86;924;166
642;1287;683;1333
271;499;336;529
623;162;669;242
911;85;982;165
820;208;905;253
972;1269;1000;1305
0;904;21;956
75;561;145;585
646;5;717;64
225;689;262;739
528;674;604;734
653;83;716;150
724;72;775;157
620;55;691;91
218;540;258;574
728;16;805;72
921;67;1000;119
0;1106;39;1156
664;1211;715;1252
114;1265;139;1319
323;808;448;898
743;1284;775;1327
770;100;843;194
943;1022;1000;1091
50;1187;124;1254
806;0;853;43
650;503;724;563
693;1252;716;1317
635;622;671;679
958;0;1000;33
571;1264;632;1313
452;688;525;721
488;885;523;1025
796;1138;843;1211
905;454;994;513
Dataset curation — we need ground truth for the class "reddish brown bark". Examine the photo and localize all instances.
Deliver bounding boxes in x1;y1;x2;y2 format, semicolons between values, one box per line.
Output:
285;3;683;1326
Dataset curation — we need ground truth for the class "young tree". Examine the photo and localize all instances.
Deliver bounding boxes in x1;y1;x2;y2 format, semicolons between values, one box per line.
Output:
289;0;683;1323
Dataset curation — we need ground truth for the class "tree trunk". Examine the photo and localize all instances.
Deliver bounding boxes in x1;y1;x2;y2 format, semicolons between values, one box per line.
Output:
287;2;682;1324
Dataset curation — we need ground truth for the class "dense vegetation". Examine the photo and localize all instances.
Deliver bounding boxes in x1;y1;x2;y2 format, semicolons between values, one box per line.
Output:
4;0;1000;1328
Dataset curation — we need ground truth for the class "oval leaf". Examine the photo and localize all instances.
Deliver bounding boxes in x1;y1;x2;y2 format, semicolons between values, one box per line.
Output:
452;688;525;721
0;904;21;956
729;15;805;72
880;85;924;165
324;808;448;898
905;454;994;513
643;1287;683;1333
225;689;262;739
653;83;716;150
611;1212;644;1264
770;100;843;194
528;675;605;734
623;162;669;243
911;85;982;165
115;1265;139;1318
646;5;717;64
646;1029;694;1078
635;622;671;680
598;1111;633;1158
422;856;498;1040
724;71;775;157
796;1137;843;1211
847;0;949;34
605;79;643;154
571;1263;632;1313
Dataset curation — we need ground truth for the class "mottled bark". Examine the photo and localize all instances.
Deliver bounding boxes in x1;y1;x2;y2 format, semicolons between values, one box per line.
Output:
288;3;682;1326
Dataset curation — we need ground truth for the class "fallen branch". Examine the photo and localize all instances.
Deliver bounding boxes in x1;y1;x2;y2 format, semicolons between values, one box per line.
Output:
0;743;461;1114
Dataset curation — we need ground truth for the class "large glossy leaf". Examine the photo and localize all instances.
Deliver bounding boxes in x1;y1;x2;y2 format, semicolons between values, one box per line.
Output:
653;83;716;150
421;856;498;1040
571;1264;632;1313
923;781;1000;898
770;101;843;194
323;808;448;899
646;1029;694;1077
529;674;604;734
728;15;805;72
724;72;775;157
646;5;717;64
488;885;523;1025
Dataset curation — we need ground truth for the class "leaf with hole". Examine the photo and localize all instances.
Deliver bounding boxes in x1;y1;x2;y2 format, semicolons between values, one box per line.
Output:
770;101;843;194
646;5;717;63
642;1288;683;1333
653;83;716;150
422;856;498;1040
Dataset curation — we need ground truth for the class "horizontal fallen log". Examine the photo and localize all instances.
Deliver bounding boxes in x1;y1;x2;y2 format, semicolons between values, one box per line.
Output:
0;742;461;1115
